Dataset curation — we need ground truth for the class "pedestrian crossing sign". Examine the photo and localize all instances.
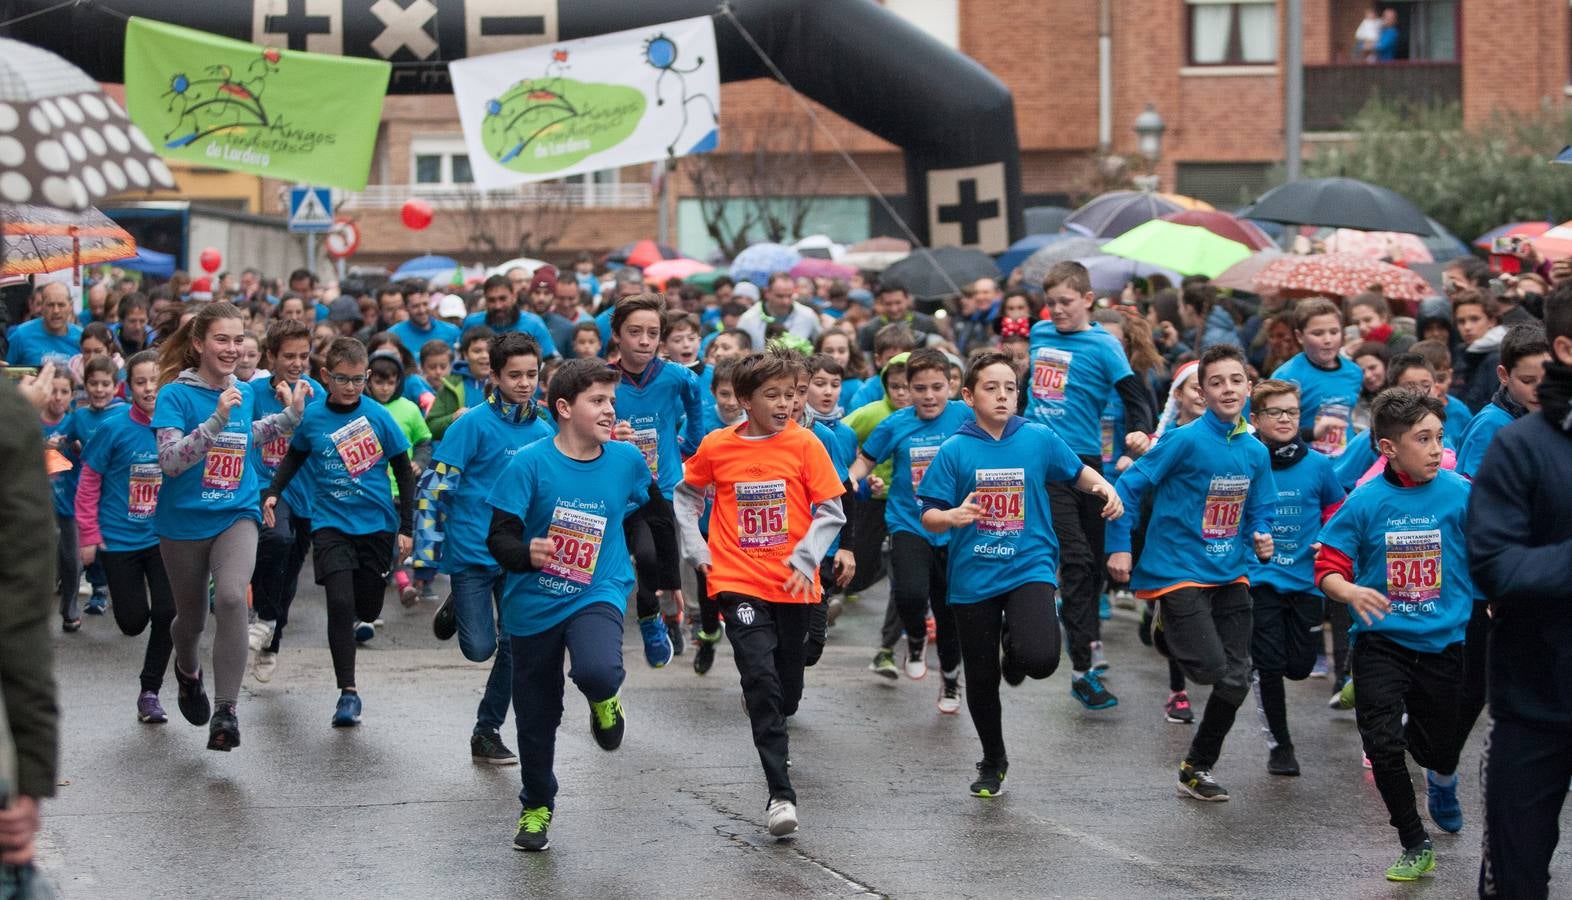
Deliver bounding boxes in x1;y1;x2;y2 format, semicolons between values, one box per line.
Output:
289;186;334;233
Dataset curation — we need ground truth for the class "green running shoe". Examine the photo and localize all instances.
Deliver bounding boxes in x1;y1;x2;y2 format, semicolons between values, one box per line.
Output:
970;760;1007;798
513;806;551;852
1384;843;1435;882
1331;678;1356;711
589;694;625;751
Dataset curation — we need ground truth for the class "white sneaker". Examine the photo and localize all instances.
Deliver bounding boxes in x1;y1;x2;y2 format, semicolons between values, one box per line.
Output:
766;798;798;836
937;677;962;714
905;639;928;680
248;620;276;653
253;650;277;683
1090;641;1110;673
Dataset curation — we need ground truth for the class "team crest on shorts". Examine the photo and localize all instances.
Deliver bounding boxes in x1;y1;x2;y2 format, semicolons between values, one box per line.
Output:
734;603;756;625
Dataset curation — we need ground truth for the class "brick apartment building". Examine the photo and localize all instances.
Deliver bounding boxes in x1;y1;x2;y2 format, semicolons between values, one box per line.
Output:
240;0;1572;270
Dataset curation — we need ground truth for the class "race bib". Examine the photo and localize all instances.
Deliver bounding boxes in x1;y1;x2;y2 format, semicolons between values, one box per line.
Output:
260;434;289;469
127;463;161;519
1202;474;1250;540
631;427;660;477
974;467;1026;534
908;444;940;489
1311;402;1351;457
542;505;607;587
202;430;247;491
1100;415;1116;463
736;479;788;551
1386;529;1442;607
330;416;383;479
1031;348;1073;401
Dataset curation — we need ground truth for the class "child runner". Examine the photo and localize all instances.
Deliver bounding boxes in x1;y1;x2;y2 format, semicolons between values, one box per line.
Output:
417;333;555;765
41;369;82;630
674;348;846;838
1025;261;1154;709
1271;297;1363;458
1410;339;1473;435
263;338;414;727
1315;389;1472;882
1455;323;1549;479
1246;379;1344;776
802;354;859;624
1106;345;1275;801
368;349;434;609
426;326;493;441
690;357;746;676
62;356;124;615
76;350;174;722
849;348;970;709
485;358;667;852
920;351;1122;797
153;301;310;750
844;353;912;676
416;340;453;416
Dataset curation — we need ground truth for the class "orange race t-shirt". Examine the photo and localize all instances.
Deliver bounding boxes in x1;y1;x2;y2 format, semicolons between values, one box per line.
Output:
683;420;845;605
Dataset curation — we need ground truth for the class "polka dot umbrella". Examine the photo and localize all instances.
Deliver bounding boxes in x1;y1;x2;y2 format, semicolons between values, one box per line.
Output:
1251;252;1434;305
0;37;175;211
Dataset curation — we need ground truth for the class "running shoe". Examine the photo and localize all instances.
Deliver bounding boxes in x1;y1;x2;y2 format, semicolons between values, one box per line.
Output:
1176;761;1228;801
638;615;673;668
766;798;798;837
827;596;843;626
1137;604;1154;647
136;690;168;724
332;691;363;727
868;648;898;680
86;589;108;615
1165;690;1194;724
354;621;375;643
905;638;928;680
247;619;275;653
417;580;439;603
1070;671;1118;710
432;594;457;640
253;650;278;683
61;616;81;633
471;730;518;766
1268;743;1301;776
513;807;552;852
663;615;685;657
970;759;1007;798
1090;640;1110;672
399;583;419;608
1111;588;1137;610
589;694;626;751
1384;842;1435;882
174;665;211;726
1098;593;1111;620
1329;677;1355;711
937;675;962;714
207;702;240;751
1309;653;1330;678
693;627;721;675
1426;771;1463;833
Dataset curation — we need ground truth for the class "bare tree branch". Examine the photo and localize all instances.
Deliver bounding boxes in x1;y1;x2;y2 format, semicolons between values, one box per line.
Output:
681;105;825;258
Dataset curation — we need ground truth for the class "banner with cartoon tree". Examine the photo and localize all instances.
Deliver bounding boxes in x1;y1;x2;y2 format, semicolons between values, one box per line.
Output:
449;17;719;190
123;18;389;191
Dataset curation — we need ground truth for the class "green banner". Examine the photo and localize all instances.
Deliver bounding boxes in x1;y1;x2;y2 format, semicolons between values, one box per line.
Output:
124;17;389;191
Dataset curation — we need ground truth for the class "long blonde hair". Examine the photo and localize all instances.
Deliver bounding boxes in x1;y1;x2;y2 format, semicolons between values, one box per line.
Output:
157;300;245;386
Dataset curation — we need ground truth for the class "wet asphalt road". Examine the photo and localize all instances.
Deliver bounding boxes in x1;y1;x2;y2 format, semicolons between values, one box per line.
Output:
34;572;1572;899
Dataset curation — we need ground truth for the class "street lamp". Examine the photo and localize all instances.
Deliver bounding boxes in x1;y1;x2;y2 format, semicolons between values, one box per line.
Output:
1133;103;1165;192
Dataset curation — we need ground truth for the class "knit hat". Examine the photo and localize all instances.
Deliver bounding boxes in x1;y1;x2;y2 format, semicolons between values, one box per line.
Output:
528;265;558;294
733;282;760;302
327;296;362;323
1155;359;1199;437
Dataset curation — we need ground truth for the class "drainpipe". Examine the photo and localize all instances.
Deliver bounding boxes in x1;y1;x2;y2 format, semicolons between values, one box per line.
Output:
1284;0;1303;181
1098;0;1112;151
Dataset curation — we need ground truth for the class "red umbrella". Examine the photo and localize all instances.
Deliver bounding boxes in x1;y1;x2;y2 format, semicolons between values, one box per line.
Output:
1252;253;1433;304
641;257;711;288
1161;211;1276;252
789;257;858;280
606;240;681;269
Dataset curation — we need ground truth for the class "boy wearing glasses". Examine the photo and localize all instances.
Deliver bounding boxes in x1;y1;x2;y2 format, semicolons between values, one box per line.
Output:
263;338;415;727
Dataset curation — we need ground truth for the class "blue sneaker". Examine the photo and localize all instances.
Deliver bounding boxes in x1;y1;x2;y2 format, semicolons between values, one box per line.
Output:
1098;593;1111;620
1426;771;1462;833
1309;654;1330;678
86;589;108;615
354;620;375;643
1070;670;1118;710
638;615;673;668
332;691;362;727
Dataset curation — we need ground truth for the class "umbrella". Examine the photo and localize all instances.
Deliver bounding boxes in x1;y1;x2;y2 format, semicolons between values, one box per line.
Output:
1100;220;1253;278
788;257;857;280
793;234;845;260
848;236;910;254
1530;224;1572;261
485;256;550;278
1161;210;1276;251
1252;253;1433;303
606;240;681;269
114;245;175;279
392;254;461;282
1;202;135;275
880;246;998;302
0;38;176;210
1078;254;1181;295
1473;221;1551;250
996;232;1078;278
839;250;907;272
1320;228;1433;263
1247;177;1431;235
1023;206;1073;235
643;257;712;288
1155;192;1215;212
1211;249;1285;292
729;242;802;287
1065;191;1185;239
1019;236;1106;289
1421;217;1471;263
683;269;727;293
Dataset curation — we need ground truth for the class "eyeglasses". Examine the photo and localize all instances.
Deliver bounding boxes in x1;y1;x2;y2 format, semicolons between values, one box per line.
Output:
327;373;368;386
1257;407;1300;421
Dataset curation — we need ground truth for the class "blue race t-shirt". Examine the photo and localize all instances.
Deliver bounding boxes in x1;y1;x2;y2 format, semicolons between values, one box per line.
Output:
1249;448;1344;593
811;419;856;556
461;311;558;358
848;376;884;412
1318;469;1474;653
150;380;263;540
918;418;1083;603
1099;394;1126;480
1025;321;1133;456
81;408;160;551
614;358;704;498
252;375;323;520
1270;353;1364;458
488;439;652;637
64;402;125;451
387;318;461;358
1455;400;1514;479
434;402;555;572
861;400;974;544
41;414;77;517
5;319;82;367
839;377;864;411
288;399;411;535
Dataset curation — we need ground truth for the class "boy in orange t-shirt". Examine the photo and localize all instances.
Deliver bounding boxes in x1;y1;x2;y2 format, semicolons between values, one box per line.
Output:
674;348;847;840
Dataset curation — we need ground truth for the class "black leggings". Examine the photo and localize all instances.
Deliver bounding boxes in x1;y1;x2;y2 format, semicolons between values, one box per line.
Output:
101;545;176;693
624;502;681;620
313;529;392;691
696;566;721;635
950;583;1061;764
888;531;960;674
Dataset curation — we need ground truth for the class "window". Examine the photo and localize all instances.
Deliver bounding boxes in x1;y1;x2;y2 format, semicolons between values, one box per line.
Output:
560;168;621;206
1188;0;1277;66
409;137;472;187
1383;1;1458;62
414;154;443;185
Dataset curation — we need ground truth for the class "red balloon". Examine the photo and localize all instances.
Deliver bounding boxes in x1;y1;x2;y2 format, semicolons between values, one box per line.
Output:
401;198;433;231
198;247;222;273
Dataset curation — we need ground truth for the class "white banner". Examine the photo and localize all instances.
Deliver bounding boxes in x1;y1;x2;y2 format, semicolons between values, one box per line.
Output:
449;16;720;189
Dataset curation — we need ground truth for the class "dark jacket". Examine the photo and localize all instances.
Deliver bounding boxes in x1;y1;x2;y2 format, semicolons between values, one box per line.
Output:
1468;374;1572;727
0;380;59;798
1451;324;1505;414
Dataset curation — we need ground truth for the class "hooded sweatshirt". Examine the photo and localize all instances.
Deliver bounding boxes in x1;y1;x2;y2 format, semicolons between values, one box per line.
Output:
1453;323;1506;414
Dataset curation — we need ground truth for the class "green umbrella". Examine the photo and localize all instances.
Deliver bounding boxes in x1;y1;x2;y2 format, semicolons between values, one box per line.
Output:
1100;219;1253;278
683;268;727;293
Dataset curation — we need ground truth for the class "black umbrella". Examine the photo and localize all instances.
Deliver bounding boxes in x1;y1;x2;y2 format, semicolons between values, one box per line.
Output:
1023;205;1073;235
881;246;999;303
1247;177;1431;235
1065;191;1184;239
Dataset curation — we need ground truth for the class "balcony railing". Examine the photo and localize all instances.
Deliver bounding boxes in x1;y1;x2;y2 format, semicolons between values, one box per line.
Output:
340;182;654;210
1304;62;1461;132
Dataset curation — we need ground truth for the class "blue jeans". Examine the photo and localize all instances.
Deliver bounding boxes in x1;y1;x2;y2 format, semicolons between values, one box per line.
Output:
449;565;511;734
